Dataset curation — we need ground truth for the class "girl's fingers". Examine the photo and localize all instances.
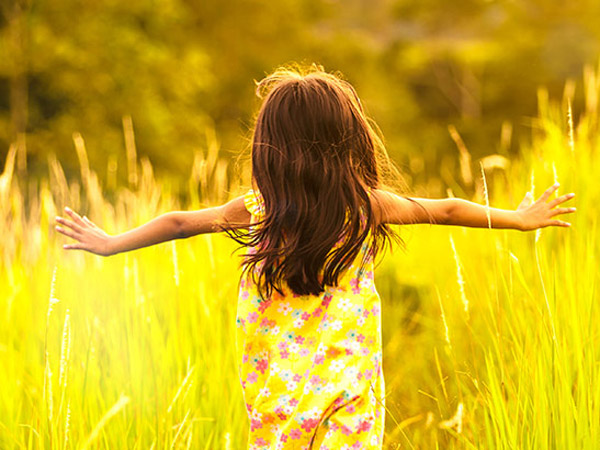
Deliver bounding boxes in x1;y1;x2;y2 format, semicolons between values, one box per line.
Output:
63;243;86;250
56;216;84;234
550;207;576;217
64;207;87;227
548;193;575;208
538;183;559;202
83;215;100;230
548;219;571;227
55;225;82;241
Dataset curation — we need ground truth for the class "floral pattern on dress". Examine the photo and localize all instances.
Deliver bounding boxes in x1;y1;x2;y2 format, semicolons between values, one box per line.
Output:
237;188;385;449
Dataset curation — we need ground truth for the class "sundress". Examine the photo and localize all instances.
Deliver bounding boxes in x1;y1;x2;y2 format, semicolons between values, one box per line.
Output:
236;188;385;450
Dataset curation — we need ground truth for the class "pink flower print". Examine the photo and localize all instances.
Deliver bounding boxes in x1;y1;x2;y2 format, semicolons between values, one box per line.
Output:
364;369;373;380
258;299;273;313
345;403;356;414
289;398;299;407
310;375;322;384
247;312;259;323
362;309;370;318
351;442;363;449
295;335;305;344
345;348;354;356
357;334;365;343
241;290;249;300
341;425;353;436
314;354;325;365
250;418;263;431
277;341;288;351
357;419;373;433
371;305;380;316
360;347;370;356
350;277;361;294
259;317;270;327
293;373;302;383
280;433;288;442
247;372;258;384
280;349;290;359
255;437;268;446
301;418;319;432
243;354;249;363
322;294;333;308
312;307;323;318
301;312;310;321
256;359;268;374
289;428;302;440
299;348;310;357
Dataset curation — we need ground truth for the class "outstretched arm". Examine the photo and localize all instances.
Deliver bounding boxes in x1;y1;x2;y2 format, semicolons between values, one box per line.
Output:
55;196;250;256
372;183;575;230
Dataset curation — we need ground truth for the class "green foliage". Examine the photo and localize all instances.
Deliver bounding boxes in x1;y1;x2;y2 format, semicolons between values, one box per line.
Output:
1;0;600;192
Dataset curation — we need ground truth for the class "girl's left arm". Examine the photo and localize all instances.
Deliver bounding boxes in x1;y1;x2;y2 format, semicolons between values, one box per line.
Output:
55;196;250;256
374;183;575;231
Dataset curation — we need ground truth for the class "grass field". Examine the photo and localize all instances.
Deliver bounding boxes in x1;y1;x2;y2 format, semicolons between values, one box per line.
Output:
1;65;599;449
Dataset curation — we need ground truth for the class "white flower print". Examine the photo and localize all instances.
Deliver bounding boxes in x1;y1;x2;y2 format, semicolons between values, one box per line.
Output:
345;366;359;379
293;318;304;328
279;369;293;381
259;387;271;397
331;320;343;331
286;380;298;392
307;407;321;420
329;359;346;373
289;342;300;354
277;302;292;315
269;362;281;375
324;382;336;393
338;298;353;311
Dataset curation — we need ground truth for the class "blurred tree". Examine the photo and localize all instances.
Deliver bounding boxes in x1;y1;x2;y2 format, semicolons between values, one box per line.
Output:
0;0;598;194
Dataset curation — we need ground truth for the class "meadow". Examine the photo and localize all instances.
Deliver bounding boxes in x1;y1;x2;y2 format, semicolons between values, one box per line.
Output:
1;65;599;449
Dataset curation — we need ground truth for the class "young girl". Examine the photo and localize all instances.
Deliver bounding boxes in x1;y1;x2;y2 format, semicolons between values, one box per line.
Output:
55;66;576;449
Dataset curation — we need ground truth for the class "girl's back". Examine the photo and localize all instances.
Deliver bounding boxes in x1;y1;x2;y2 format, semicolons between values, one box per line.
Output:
237;187;385;448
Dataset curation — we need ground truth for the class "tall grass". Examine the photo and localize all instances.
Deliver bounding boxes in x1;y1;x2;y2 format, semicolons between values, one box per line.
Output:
1;63;599;448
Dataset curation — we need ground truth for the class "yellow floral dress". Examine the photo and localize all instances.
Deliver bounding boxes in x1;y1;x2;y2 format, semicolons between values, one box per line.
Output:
236;189;385;450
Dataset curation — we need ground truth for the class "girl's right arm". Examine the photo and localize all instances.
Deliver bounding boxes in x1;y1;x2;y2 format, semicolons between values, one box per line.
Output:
372;183;575;231
56;196;250;256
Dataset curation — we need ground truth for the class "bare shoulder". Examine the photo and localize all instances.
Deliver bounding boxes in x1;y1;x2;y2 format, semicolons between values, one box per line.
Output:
219;195;252;227
369;189;453;226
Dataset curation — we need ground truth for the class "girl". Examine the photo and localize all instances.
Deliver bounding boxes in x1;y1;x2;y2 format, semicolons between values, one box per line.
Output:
55;65;576;449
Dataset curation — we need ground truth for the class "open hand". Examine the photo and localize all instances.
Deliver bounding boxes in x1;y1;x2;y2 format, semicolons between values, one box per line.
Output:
55;207;113;256
516;183;576;231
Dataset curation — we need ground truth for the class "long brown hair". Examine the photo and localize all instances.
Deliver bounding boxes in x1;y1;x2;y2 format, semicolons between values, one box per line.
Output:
228;64;403;298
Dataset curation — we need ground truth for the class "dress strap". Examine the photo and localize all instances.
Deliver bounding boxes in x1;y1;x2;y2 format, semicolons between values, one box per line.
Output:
244;188;265;218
